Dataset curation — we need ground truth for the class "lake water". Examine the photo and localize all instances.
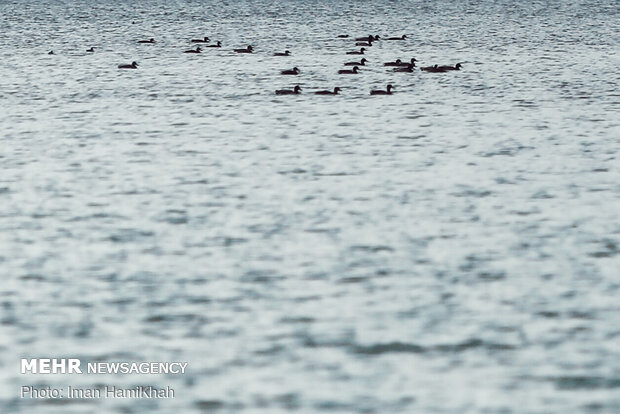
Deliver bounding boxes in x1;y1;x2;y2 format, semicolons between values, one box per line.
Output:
1;0;619;412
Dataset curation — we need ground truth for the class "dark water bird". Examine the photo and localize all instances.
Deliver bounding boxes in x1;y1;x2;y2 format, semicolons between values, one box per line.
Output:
86;47;95;52
337;34;349;38
346;48;365;55
281;67;300;75
48;50;54;55
421;64;443;72
184;46;201;53
138;38;155;44
370;84;394;95
118;61;138;69
234;45;253;53
397;57;417;66
315;87;341;95
355;35;380;41
386;35;407;40
345;58;367;66
274;50;291;56
191;37;209;43
356;41;372;46
206;41;222;48
421;64;437;71
393;63;414;72
438;63;463;71
275;85;301;95
384;59;402;67
338;66;359;74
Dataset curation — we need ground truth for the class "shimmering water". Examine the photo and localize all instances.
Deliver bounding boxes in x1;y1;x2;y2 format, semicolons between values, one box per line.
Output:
1;0;619;412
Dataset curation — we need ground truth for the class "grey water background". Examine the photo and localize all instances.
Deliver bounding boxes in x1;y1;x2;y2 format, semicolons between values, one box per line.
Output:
1;0;619;412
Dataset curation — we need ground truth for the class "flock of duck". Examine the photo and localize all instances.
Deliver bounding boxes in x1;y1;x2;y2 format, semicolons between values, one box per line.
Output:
47;33;463;96
271;34;462;95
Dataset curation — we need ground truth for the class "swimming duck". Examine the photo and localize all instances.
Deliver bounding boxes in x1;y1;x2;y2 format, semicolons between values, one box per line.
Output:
346;48;365;55
437;63;462;71
397;57;417;66
281;67;300;75
234;45;253;53
370;84;394;95
274;50;291;56
337;34;349;38
275;85;301;95
118;61;138;69
86;47;95;52
383;59;403;66
205;41;222;48
315;87;341;95
338;66;359;74
48;50;54;55
421;64;444;72
191;37;209;43
393;63;414;72
386;35;407;40
355;35;380;41
344;58;367;66
356;41;372;46
138;38;155;44
184;46;201;53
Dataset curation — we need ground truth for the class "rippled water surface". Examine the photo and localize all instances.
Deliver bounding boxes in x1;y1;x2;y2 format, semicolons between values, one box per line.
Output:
1;0;619;412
